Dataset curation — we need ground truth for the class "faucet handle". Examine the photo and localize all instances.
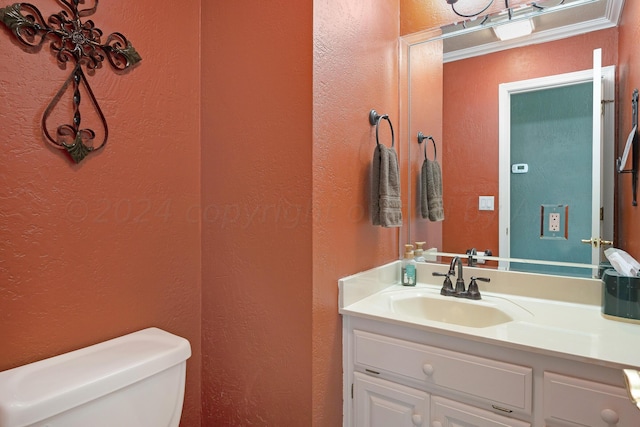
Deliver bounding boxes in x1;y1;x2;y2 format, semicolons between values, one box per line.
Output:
466;276;490;300
432;272;456;296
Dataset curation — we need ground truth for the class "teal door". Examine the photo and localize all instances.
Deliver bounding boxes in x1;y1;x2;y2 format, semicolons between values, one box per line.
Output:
509;83;593;277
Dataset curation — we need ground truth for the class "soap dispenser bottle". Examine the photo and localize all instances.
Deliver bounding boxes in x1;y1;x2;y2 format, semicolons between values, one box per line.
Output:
414;241;426;262
402;244;417;286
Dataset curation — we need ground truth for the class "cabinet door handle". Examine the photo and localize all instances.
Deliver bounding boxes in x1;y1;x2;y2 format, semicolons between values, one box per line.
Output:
422;363;434;376
411;414;423;425
600;408;620;424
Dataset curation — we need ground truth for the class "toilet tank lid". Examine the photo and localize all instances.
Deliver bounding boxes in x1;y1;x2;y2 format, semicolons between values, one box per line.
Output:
0;327;191;427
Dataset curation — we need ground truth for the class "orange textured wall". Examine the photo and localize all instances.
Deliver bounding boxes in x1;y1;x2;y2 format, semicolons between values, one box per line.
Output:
201;2;314;425
617;1;640;259
407;38;444;250
441;29;618;255
313;1;400;425
0;1;202;426
201;1;400;425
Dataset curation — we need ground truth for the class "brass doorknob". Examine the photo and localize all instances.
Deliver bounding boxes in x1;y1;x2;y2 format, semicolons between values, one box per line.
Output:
581;238;614;248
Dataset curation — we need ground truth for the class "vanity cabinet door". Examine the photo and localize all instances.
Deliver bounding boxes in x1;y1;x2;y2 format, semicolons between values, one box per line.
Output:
544;372;640;427
353;372;429;427
431;396;531;427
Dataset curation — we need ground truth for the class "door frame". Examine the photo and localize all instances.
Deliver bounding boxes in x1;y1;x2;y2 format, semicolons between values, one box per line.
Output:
498;65;615;271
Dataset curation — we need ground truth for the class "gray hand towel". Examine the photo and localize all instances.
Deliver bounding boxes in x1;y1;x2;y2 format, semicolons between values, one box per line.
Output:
371;144;403;227
421;157;444;222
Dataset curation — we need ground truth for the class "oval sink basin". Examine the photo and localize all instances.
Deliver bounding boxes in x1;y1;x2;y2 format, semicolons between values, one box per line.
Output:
391;296;513;328
371;288;533;328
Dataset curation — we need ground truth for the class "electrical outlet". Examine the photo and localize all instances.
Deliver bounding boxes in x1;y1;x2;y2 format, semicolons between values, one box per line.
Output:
549;213;560;232
540;204;569;240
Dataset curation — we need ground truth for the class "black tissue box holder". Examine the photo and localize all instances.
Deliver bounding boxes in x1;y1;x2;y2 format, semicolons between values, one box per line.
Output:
601;268;640;322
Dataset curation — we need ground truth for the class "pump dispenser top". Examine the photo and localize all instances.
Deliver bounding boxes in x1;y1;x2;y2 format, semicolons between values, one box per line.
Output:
414;241;426;262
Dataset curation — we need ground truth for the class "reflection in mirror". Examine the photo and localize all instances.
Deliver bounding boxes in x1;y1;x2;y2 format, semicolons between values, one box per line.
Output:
498;63;616;277
425;250;598;276
400;0;625;278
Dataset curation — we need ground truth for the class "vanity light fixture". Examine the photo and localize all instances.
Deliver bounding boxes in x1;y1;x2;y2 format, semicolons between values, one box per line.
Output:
493;18;535;40
446;0;495;18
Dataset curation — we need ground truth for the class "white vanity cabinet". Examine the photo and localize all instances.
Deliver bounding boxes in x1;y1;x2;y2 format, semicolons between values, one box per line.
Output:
543;372;639;427
342;315;640;427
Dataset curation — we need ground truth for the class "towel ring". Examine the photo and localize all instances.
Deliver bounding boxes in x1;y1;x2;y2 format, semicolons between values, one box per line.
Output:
417;131;436;161
369;109;395;148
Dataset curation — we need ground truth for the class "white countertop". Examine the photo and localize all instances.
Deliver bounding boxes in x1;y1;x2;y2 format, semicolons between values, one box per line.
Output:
339;261;640;370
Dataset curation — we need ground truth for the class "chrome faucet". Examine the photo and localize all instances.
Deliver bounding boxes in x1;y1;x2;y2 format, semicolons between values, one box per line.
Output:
467;248;477;267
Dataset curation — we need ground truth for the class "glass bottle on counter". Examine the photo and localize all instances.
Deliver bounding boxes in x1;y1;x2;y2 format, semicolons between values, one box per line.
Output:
402;244;417;286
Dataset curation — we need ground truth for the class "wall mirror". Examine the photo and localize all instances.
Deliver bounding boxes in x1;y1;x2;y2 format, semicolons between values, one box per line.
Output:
400;0;625;278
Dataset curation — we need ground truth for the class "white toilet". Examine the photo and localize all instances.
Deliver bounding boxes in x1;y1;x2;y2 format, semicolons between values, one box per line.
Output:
0;327;191;427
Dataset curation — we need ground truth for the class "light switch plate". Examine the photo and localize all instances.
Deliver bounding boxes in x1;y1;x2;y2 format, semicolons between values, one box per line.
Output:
479;196;494;211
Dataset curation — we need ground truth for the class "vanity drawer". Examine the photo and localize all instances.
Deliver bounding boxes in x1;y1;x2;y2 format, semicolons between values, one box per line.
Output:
544;372;640;427
432;396;531;427
353;330;532;413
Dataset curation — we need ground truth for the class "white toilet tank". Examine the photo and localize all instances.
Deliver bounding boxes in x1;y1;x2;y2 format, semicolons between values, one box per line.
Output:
0;327;191;427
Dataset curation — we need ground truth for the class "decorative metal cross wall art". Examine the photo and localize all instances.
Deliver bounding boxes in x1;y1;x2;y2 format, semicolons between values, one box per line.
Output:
0;0;141;163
